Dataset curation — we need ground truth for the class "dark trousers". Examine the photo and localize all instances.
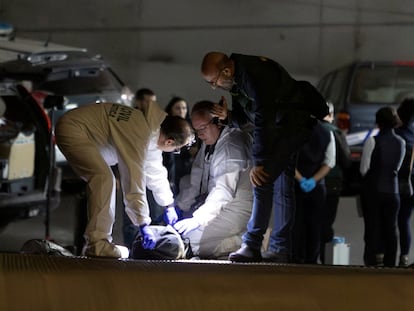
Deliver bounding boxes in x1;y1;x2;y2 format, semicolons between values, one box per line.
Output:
362;190;400;267
360;187;376;266
292;183;326;264
398;194;414;256
320;190;340;263
377;193;400;267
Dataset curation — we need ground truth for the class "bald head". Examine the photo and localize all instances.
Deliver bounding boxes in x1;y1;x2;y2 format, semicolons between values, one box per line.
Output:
201;52;235;91
191;100;215;119
201;52;229;75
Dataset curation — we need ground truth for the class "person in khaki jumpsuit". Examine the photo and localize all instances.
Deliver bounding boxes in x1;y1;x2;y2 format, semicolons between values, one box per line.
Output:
56;102;193;258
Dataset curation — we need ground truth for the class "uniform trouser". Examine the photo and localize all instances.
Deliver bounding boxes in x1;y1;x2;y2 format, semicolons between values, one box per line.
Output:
398;194;414;256
375;192;400;267
183;199;252;259
292;183;326;264
56;123;116;244
320;190;341;263
362;190;400;266
361;188;377;266
242;155;296;251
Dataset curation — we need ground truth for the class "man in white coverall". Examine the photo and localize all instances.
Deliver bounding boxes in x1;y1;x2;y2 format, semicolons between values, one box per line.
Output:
164;100;253;258
56;102;193;258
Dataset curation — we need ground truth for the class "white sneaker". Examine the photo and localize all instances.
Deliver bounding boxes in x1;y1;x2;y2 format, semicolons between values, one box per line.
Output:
399;255;409;267
82;239;122;258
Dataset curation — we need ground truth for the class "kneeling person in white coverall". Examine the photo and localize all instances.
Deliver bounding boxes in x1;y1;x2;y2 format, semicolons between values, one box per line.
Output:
56;102;193;258
164;100;253;259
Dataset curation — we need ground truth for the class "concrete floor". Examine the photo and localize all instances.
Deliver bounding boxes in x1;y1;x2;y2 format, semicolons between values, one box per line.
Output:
0;194;412;266
0;192;126;254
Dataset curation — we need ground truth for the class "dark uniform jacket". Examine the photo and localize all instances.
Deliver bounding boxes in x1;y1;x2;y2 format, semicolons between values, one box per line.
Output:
395;123;414;196
228;53;329;179
296;121;331;182
365;129;405;194
321;120;351;193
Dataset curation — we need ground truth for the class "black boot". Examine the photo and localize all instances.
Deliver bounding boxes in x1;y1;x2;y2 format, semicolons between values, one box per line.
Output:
228;244;262;262
261;250;290;263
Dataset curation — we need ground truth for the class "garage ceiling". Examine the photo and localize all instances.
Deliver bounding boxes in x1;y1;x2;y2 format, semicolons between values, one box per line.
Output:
1;0;414;104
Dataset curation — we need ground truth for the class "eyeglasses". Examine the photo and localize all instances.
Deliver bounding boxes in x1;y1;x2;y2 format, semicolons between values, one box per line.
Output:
205;69;225;89
194;119;215;134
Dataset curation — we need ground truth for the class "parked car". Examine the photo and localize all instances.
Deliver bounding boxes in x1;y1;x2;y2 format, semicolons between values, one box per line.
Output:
0;84;61;231
317;60;414;194
0;36;134;240
0;29;82;62
0;51;131;158
0;41;133;182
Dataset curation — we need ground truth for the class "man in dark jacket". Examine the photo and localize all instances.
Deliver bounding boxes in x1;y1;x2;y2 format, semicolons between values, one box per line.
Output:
201;52;329;262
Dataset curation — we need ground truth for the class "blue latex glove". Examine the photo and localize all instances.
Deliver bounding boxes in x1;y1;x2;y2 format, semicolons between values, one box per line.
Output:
302;177;316;193
139;225;156;250
163;206;179;225
299;177;308;192
173;218;200;235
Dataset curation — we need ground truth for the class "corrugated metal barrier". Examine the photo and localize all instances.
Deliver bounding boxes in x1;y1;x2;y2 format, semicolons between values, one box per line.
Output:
0;253;413;311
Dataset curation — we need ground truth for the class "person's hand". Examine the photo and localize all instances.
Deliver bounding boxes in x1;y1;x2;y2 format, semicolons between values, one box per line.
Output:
305;177;316;192
300;178;316;192
299;177;308;192
163;205;179;225
250;166;270;187
211;96;228;121
173;218;200;235
139;225;157;249
304;178;316;192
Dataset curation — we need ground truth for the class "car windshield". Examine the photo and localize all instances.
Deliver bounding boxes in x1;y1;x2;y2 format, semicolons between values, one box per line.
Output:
35;67;122;95
349;65;414;104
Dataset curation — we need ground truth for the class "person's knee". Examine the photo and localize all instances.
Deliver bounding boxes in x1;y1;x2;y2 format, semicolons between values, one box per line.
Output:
199;235;242;259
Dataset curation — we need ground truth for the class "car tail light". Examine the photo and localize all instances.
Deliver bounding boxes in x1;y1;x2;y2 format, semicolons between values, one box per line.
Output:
393;61;414;67
31;90;52;132
350;151;362;160
336;112;350;132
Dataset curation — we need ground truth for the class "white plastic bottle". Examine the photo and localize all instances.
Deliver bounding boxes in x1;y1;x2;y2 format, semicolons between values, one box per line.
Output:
332;236;350;265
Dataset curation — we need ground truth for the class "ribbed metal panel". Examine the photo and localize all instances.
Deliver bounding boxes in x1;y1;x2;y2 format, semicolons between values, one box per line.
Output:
0;253;413;311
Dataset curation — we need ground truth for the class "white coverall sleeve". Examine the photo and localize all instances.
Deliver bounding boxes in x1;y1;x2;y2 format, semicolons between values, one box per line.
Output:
175;145;205;211
323;131;336;168
145;134;174;207
360;136;375;176
192;131;249;226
